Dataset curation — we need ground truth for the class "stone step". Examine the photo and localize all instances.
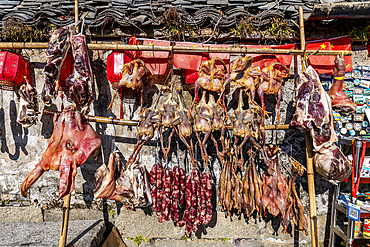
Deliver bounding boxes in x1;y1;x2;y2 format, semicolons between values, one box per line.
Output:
0;220;106;247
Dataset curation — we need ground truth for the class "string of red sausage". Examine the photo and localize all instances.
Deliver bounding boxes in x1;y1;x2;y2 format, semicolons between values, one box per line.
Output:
150;163;213;237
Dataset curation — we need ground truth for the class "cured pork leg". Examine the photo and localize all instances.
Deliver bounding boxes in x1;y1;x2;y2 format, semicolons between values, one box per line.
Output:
17;79;39;128
328;55;356;115
42;24;76;105
291;65;352;183
21;106;102;200
65;35;94;114
314;145;352;183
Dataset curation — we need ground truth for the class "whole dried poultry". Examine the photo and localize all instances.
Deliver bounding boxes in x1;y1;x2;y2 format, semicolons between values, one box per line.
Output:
242;150;263;218
282;156;308;235
42;24;76;105
230;89;269;167
189;57;227;117
193;91;213;165
222;56;262;103
17;78;39;128
291;64;352;183
257;62;289;124
208;93;227;164
327;55;356;115
192;90;227;165
171;89;196;166
107;59;149;112
218;141;242;215
128;88;163;165
65;34;94;114
158;90;178;160
94;152;152;209
21;106;102;200
261;146;289;222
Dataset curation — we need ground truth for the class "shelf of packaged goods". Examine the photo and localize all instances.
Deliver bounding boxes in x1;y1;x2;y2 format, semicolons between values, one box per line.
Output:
335;202;370;219
336;224;370;245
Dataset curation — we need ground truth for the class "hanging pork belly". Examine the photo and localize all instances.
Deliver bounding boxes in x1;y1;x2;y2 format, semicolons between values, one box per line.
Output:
291;64;352;183
21;106;102;200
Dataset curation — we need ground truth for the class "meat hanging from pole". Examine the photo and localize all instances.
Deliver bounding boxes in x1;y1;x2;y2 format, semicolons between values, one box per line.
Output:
291;62;352;183
17;78;39;128
93;151;152;209
21;106;102;200
42;24;76;105
107;59;150;113
65;33;94;114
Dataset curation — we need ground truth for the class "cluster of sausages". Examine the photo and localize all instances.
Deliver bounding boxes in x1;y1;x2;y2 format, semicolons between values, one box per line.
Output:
150;163;213;236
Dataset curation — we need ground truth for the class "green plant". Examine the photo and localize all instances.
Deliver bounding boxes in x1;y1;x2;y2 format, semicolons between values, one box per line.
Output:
229;17;257;38
219;238;229;242
109;210;115;217
339;26;370;44
1;18;57;42
128;235;147;246
263;17;296;41
162;7;197;40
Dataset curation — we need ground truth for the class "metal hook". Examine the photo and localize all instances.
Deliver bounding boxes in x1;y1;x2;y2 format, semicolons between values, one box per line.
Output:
111;118;118;154
155;136;160;163
176;141;180;167
80;17;85;35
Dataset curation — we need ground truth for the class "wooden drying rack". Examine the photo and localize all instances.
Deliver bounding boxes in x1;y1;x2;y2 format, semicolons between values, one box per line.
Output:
0;41;353;56
0;5;352;247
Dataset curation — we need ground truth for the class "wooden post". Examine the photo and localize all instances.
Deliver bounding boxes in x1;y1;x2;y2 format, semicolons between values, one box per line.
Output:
58;193;71;247
300;6;319;247
58;2;78;247
74;0;79;33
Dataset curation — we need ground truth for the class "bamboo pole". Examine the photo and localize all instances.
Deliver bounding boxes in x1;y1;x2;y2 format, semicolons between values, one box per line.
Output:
300;6;319;247
43;109;292;130
58;1;79;247
58;193;71;247
74;0;79;32
0;42;352;55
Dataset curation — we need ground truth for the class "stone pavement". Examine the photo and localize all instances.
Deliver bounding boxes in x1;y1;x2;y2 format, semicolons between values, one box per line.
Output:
0;220;105;247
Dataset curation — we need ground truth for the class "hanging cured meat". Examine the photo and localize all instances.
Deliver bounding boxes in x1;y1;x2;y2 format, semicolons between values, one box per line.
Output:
21;106;102;200
65;34;94;114
223;56;261;102
17;78;39;128
261;146;289;220
291;64;352;183
94;152;152;209
107;59;149;112
257;62;289;124
282;157;308;235
93;152;122;202
327;55;356;115
42;24;76;105
189;57;227;116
